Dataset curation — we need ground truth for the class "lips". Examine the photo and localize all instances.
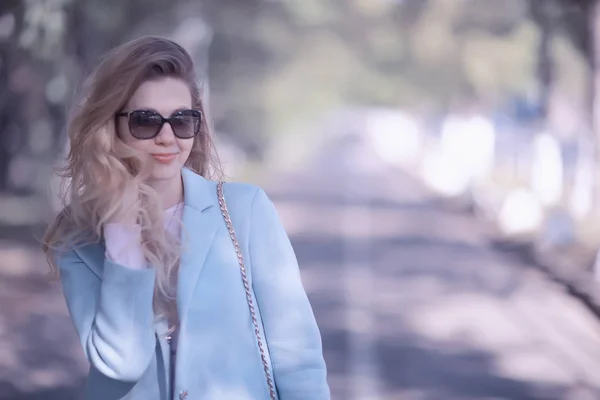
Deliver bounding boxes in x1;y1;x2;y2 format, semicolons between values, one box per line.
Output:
151;153;178;164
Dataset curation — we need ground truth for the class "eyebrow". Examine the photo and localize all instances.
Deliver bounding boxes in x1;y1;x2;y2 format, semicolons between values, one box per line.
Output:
128;107;192;115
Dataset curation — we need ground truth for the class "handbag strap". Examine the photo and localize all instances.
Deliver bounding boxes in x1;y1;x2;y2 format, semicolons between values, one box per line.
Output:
216;182;277;400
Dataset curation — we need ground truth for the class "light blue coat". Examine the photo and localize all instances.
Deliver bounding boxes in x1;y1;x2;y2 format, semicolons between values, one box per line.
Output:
56;167;330;400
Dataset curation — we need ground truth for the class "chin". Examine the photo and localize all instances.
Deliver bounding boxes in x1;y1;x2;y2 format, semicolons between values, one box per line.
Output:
149;163;182;181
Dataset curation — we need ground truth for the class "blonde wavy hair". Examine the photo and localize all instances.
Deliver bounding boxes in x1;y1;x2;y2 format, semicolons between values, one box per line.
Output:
42;35;221;326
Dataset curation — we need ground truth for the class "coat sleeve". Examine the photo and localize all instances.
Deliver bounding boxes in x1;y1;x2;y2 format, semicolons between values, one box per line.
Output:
56;248;157;381
248;188;330;400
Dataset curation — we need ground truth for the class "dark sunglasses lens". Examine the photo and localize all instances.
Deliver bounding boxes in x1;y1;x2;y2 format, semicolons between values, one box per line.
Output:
129;111;162;139
171;110;201;138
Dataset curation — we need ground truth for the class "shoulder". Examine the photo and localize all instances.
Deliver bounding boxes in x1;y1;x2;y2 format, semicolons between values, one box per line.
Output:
222;181;263;204
220;181;273;216
183;167;279;225
219;181;283;231
183;168;267;211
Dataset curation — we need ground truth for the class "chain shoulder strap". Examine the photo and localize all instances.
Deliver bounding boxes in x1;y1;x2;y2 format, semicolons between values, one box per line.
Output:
216;182;277;400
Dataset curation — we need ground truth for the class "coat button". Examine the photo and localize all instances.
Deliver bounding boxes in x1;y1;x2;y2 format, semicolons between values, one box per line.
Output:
179;390;188;400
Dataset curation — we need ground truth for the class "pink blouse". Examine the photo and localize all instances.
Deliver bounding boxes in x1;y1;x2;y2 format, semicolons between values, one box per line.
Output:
104;203;184;268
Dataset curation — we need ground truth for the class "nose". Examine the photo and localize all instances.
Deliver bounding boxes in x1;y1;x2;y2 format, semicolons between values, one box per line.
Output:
154;121;176;144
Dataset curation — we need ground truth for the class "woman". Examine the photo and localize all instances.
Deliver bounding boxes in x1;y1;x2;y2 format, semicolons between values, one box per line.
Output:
42;35;330;400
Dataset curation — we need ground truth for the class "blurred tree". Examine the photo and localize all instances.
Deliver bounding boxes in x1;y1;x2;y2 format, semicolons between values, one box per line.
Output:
0;0;595;198
528;0;561;120
543;0;600;213
202;0;267;158
0;0;24;192
579;0;600;212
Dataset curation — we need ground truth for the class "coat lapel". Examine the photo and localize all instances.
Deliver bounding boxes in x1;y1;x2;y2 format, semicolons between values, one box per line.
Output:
73;168;220;324
177;167;222;322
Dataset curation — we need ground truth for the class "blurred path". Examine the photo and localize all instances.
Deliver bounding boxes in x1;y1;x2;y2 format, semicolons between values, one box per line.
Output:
268;133;600;400
2;132;600;399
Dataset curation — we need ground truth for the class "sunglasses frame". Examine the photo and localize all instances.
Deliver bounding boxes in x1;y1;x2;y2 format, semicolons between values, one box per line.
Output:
116;109;202;140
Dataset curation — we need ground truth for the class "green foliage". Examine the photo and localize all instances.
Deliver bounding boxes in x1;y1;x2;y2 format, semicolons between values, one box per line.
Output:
0;0;593;175
254;0;544;129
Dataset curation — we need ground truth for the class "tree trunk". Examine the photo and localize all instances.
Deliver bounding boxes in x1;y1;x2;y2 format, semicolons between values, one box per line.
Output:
589;0;600;214
532;0;556;120
0;1;25;193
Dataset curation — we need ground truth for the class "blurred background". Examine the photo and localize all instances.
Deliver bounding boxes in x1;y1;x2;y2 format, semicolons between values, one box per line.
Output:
3;0;600;399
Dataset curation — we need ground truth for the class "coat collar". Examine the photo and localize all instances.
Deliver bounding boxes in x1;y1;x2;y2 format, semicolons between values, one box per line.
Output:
177;167;221;322
181;166;217;212
73;167;223;323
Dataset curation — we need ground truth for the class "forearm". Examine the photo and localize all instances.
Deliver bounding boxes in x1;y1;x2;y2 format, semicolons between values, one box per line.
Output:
58;231;157;382
84;258;157;381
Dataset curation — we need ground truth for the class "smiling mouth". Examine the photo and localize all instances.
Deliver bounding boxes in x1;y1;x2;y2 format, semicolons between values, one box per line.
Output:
151;153;178;163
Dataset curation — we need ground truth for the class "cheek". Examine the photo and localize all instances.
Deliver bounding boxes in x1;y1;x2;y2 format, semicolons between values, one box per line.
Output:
178;139;194;160
126;138;151;153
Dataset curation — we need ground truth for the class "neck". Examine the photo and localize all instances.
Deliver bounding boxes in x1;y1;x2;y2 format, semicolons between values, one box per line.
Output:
148;173;184;210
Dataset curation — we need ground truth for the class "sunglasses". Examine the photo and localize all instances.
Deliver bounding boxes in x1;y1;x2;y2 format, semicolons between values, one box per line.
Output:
116;109;202;140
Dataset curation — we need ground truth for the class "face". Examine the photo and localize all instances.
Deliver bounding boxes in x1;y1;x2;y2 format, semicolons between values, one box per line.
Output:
117;77;196;183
